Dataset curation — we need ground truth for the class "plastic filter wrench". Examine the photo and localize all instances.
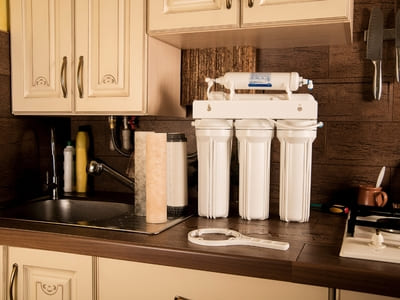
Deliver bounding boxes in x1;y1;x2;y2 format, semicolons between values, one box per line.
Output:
188;228;289;251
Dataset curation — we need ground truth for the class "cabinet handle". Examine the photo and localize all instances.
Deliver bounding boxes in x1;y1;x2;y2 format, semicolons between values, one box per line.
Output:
60;56;68;98
226;0;232;9
248;0;254;7
77;56;84;98
174;297;191;300
9;263;18;300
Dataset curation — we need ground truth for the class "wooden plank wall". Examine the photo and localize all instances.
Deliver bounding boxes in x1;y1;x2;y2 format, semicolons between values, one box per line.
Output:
255;0;400;205
181;46;256;105
5;0;400;210
72;1;400;209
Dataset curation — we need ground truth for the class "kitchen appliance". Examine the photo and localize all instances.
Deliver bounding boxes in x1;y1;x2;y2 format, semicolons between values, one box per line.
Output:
192;72;322;221
277;120;317;222
340;205;400;263
194;119;233;218
235;119;274;220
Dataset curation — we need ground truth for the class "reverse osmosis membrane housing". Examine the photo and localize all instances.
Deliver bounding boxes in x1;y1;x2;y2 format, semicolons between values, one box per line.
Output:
193;72;322;222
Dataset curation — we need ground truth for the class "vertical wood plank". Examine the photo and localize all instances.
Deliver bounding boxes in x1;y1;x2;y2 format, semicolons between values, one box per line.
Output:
181;46;256;105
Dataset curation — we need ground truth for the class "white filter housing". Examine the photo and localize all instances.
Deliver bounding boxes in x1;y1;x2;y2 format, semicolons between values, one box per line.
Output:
215;72;312;92
277;120;317;222
194;119;233;218
235;120;274;220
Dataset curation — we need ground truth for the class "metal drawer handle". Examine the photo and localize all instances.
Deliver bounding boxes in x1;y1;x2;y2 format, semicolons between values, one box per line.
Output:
77;56;84;98
248;0;254;7
60;56;68;98
174;297;191;300
9;263;18;300
226;0;232;9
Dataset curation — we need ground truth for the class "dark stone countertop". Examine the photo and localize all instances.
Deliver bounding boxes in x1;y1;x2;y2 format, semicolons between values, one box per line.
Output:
0;205;399;298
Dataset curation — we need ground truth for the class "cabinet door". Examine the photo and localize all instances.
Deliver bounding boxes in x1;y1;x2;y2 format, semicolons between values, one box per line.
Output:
242;0;351;27
339;290;399;300
10;0;74;114
74;0;146;114
148;0;240;32
98;257;327;300
8;247;93;300
0;246;4;300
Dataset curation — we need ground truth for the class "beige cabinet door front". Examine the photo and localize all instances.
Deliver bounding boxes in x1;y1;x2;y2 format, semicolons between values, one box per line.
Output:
74;0;146;114
8;247;93;300
98;257;327;300
339;290;400;300
148;0;240;32
242;0;352;27
10;0;74;114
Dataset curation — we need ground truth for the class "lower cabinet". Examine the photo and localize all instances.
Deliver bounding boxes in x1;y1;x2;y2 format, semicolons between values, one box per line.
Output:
7;247;93;300
0;246;4;300
2;247;398;300
97;257;327;300
338;290;400;300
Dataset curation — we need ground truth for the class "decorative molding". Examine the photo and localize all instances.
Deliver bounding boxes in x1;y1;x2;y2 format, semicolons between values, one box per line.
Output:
164;0;221;13
38;282;61;296
260;0;321;4
34;76;49;87
102;74;116;84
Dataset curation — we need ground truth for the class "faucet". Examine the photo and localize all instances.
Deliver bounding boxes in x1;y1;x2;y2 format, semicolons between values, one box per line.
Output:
50;128;59;200
87;160;135;191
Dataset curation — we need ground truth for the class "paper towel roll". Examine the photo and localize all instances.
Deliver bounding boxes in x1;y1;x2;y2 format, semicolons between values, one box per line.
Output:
134;131;152;216
146;132;167;223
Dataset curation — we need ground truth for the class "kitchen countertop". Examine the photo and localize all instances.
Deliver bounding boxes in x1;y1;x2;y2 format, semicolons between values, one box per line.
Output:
0;207;399;298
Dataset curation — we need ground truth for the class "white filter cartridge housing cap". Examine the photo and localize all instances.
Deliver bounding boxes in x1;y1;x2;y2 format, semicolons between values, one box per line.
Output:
235;119;274;130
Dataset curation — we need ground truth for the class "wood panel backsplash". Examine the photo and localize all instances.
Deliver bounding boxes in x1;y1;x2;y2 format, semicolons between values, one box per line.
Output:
4;0;400;209
181;46;256;105
0;31;70;203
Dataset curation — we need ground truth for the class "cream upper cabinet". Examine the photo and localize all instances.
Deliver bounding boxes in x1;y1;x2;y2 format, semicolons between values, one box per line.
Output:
8;247;93;300
97;257;328;300
242;0;351;27
10;0;185;116
148;0;353;49
10;0;73;114
148;0;240;31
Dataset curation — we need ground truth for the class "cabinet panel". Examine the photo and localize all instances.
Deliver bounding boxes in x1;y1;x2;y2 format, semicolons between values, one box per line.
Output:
98;257;327;300
88;0;129;97
148;0;240;32
8;247;93;300
242;0;352;26
74;0;146;113
148;0;353;49
339;290;400;300
11;0;185;116
10;0;73;113
0;246;4;300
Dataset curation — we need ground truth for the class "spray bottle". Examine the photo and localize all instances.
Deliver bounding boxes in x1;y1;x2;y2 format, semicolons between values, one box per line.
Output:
75;131;89;193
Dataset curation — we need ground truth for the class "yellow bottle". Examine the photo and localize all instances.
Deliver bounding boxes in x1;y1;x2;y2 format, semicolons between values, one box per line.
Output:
75;131;89;193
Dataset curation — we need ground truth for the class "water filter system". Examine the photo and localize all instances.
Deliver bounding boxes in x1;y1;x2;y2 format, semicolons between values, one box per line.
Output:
193;72;322;222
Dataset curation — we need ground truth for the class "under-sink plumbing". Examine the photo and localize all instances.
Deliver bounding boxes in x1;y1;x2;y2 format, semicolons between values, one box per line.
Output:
87;160;135;191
